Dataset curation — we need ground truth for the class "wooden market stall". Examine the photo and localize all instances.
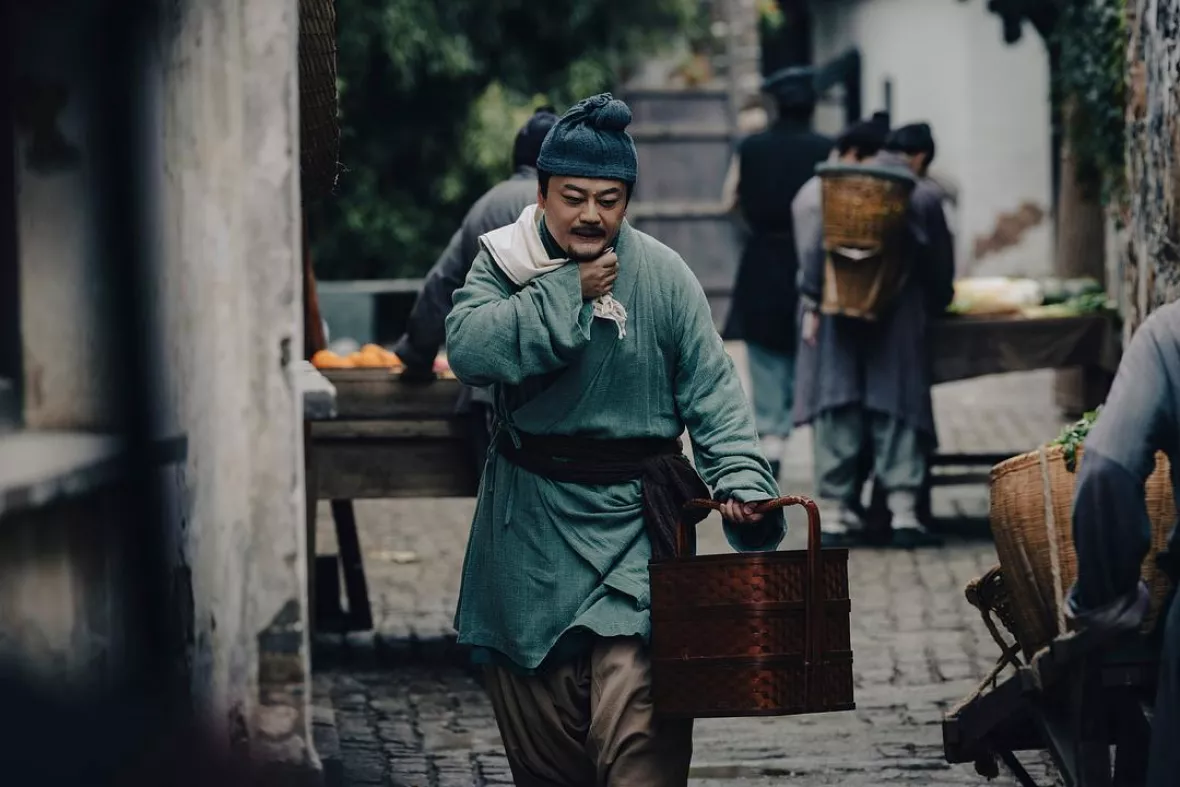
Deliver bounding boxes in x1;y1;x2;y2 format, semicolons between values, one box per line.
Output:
923;311;1119;509
303;368;475;633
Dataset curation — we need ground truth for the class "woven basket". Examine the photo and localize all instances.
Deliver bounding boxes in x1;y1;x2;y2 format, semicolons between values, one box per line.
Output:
820;250;910;322
649;496;855;718
817;164;914;320
989;445;1176;657
299;0;340;203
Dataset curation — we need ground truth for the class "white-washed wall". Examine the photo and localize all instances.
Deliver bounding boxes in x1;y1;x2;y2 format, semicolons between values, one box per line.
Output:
809;0;1053;278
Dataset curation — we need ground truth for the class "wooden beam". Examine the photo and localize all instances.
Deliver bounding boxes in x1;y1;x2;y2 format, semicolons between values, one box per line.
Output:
312;438;478;499
628;201;732;220
311;419;464;440
628;124;733;142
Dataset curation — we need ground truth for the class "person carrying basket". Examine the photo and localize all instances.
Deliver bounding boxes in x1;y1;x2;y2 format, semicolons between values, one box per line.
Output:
793;123;955;548
445;93;785;786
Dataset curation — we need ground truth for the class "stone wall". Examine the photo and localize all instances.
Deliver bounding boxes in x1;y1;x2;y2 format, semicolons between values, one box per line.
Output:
727;0;765;105
1121;0;1180;339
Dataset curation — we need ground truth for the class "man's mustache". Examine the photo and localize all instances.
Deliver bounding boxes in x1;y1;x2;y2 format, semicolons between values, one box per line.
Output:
572;227;606;238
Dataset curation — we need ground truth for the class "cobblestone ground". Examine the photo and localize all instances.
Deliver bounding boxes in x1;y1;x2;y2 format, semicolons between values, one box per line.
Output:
314;353;1073;786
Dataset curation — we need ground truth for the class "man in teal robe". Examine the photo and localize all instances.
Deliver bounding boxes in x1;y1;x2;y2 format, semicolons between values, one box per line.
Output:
445;93;786;786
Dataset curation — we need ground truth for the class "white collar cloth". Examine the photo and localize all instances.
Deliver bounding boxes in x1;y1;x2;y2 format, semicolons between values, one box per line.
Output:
478;204;628;339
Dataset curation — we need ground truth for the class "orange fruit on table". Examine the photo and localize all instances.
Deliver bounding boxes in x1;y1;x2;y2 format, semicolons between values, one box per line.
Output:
311;349;353;369
357;343;404;368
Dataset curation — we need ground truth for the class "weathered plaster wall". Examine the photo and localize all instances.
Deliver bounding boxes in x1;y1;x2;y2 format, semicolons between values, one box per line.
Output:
146;0;311;763
12;4;119;430
809;0;1054;277
8;0;311;767
0;486;127;686
1121;0;1180;340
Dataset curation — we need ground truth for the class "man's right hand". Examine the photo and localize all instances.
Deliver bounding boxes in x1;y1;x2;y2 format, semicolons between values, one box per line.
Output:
579;250;619;300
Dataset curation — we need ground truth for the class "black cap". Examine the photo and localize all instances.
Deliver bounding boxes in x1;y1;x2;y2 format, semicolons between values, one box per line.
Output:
885;122;936;164
513;106;560;169
761;66;816;108
836;119;888;157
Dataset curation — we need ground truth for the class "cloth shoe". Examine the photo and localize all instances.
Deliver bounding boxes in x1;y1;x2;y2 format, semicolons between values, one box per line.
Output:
820;499;866;547
887;490;942;548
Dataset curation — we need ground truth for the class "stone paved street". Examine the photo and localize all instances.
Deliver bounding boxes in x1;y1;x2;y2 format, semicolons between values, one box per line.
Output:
313;354;1074;786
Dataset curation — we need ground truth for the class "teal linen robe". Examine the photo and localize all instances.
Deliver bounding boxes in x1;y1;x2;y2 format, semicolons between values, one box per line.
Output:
444;219;786;672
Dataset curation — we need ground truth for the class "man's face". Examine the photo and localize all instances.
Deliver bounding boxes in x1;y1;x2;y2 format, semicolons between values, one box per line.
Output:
538;175;627;261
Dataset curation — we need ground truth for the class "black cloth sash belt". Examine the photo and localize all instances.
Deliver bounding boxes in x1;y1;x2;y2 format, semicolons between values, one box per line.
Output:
496;430;711;561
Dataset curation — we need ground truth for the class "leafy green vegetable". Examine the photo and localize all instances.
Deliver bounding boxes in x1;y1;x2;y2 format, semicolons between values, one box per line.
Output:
1067;292;1115;315
1054;0;1128;204
1051;406;1103;472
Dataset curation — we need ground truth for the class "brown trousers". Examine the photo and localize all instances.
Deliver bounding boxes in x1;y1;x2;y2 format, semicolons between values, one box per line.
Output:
482;637;694;787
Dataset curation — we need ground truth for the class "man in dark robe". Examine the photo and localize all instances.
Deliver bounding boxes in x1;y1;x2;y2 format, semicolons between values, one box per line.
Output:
393;107;559;470
1068;301;1180;786
793;123;954;547
723;67;832;478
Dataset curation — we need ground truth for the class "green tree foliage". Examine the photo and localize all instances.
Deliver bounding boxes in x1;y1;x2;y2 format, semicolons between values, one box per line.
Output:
1053;0;1126;202
310;0;702;280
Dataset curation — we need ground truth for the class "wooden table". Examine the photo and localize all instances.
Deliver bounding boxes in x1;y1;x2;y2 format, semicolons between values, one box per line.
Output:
304;370;478;633
930;313;1120;385
904;313;1119;532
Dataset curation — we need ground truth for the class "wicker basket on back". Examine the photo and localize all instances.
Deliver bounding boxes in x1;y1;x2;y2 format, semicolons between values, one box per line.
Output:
989;445;1176;657
649;496;854;718
817;163;916;321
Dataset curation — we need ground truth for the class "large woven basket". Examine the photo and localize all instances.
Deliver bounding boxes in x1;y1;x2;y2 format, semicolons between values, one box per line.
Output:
817;163;914;321
989;445;1176;657
649;496;854;718
299;0;340;203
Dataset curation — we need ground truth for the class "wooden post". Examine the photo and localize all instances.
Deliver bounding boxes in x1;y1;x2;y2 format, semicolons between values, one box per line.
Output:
1053;105;1111;418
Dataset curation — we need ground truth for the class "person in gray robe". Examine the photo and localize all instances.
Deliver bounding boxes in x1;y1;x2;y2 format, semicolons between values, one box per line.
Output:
793;123;954;548
790;117;889;533
393;107;558;469
1067;302;1180;787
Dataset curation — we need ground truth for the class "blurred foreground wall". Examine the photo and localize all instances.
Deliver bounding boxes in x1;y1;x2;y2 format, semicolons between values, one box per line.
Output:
5;0;313;771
